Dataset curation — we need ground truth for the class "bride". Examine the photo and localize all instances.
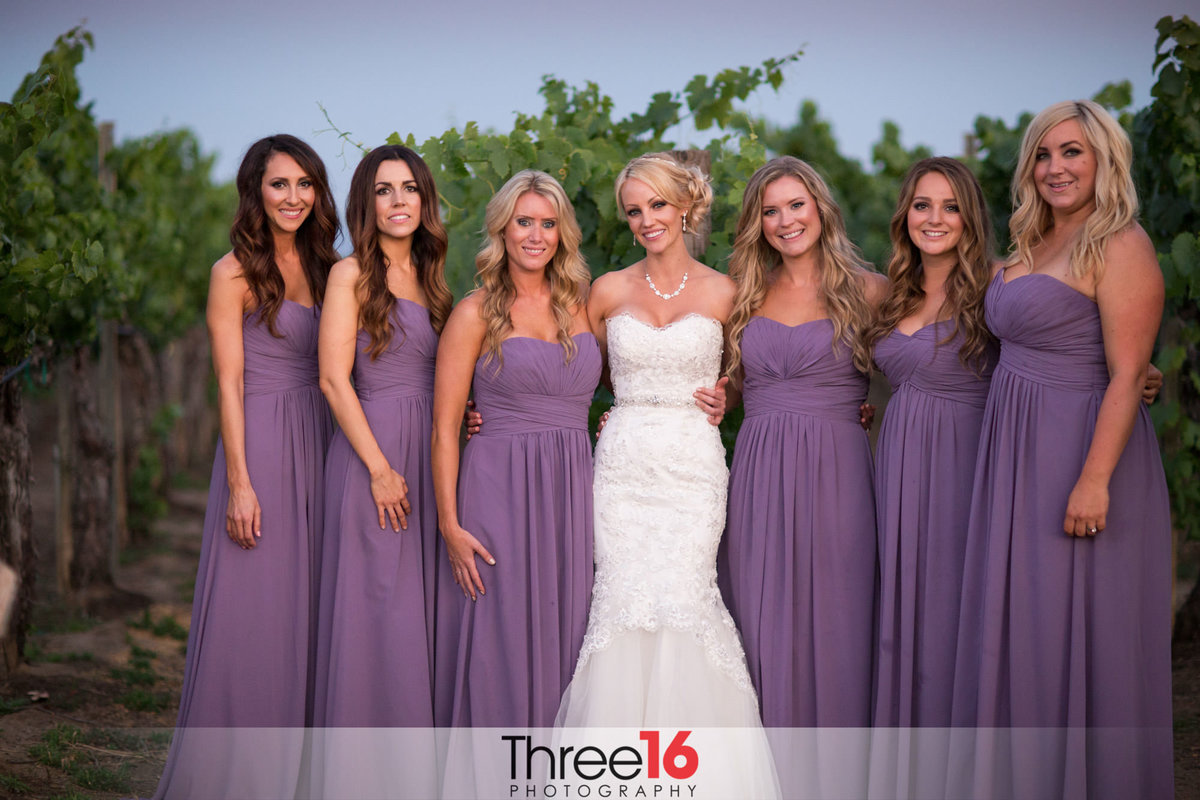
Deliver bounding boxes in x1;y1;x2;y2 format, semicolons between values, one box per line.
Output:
555;154;779;798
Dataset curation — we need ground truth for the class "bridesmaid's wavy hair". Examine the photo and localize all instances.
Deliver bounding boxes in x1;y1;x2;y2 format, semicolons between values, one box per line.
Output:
726;156;875;382
614;152;713;231
230;134;339;335
863;157;995;374
1009;99;1138;279
345;145;452;359
475;170;589;367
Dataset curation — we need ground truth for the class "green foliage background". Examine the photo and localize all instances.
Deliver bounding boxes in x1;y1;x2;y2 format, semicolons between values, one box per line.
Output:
2;17;1198;547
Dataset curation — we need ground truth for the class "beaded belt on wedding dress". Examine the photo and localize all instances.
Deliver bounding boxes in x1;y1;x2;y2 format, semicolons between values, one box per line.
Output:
614;394;695;409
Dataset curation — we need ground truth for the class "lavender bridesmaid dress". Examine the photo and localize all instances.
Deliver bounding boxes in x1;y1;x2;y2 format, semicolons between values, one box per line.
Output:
950;272;1172;799
444;334;600;728
154;300;332;800
872;322;994;727
313;298;439;726
720;316;876;727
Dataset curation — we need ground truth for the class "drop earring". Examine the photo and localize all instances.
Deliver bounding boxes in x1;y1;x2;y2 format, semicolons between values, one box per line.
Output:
682;212;689;233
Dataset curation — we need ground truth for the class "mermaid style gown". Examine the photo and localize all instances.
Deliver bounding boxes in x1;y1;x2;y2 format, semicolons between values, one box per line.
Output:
445;333;601;728
556;313;779;800
949;272;1173;799
154;301;333;800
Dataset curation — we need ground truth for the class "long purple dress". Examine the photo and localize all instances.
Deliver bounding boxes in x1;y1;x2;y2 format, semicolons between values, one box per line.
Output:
154;300;332;800
872;322;994;727
313;298;438;726
719;316;876;727
445;334;600;727
949;272;1173;799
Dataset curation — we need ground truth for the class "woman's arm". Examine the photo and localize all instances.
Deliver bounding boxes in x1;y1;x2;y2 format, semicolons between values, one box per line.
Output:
432;295;494;599
207;255;258;550
1064;226;1164;537
318;258;411;532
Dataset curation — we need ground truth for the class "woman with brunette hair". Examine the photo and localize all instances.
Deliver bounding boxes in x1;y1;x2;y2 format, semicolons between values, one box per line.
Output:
866;157;997;734
719;155;886;730
433;169;599;730
154;134;338;799
312;144;451;730
950;100;1172;798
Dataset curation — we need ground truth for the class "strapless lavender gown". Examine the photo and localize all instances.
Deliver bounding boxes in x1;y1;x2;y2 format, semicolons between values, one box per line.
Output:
949;272;1172;799
313;299;438;727
443;334;600;727
154;300;332;800
873;322;994;727
720;316;875;727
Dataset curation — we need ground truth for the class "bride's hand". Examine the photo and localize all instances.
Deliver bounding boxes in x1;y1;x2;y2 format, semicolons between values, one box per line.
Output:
442;524;495;601
694;377;729;426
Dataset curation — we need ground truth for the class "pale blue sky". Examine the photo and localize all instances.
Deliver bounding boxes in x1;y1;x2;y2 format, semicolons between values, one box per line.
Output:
2;0;1188;212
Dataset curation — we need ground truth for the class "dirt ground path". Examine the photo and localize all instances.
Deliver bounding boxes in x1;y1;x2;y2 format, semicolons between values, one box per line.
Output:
1;433;1198;799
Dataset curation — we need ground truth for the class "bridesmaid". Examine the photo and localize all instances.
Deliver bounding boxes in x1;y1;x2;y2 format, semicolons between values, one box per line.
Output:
432;169;600;728
950;100;1172;799
865;156;997;731
154;135;338;799
312;145;451;731
719;155;887;730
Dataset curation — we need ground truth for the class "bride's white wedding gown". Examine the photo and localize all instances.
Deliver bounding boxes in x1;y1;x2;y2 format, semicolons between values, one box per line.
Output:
555;312;779;798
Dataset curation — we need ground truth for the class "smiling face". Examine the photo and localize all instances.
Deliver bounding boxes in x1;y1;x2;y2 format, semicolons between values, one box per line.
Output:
1033;118;1097;218
619;178;685;255
260;152;315;234
906;171;964;261
760;175;821;260
503;191;559;274
373;158;422;241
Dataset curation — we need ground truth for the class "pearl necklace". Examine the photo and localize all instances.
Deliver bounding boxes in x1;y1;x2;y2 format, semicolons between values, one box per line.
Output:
644;269;688;300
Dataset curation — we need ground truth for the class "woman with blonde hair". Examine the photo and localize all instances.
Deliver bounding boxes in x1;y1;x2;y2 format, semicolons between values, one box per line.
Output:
950;100;1172;798
555;153;778;798
719;155;887;730
433;169;600;728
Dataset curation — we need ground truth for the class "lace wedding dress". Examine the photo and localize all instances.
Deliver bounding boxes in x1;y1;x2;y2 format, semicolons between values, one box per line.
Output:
555;313;779;798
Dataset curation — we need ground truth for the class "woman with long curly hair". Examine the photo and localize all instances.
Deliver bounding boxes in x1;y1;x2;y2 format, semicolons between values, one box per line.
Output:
432;169;599;730
865;157;997;735
719;156;887;733
311;145;451;733
948;100;1172;799
153;134;338;800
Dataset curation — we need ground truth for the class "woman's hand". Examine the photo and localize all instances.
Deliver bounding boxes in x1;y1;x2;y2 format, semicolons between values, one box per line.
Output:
464;399;482;440
694;376;730;426
1142;363;1163;404
859;403;876;431
442;525;496;601
226;482;262;550
1063;474;1109;537
371;467;411;532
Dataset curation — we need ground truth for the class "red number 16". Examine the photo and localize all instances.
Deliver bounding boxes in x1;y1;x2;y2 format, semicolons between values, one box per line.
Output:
639;730;698;779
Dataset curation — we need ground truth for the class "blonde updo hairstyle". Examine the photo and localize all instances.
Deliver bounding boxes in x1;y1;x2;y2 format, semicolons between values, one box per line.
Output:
726;156;875;381
615;153;713;232
1008;99;1138;279
475;169;590;367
